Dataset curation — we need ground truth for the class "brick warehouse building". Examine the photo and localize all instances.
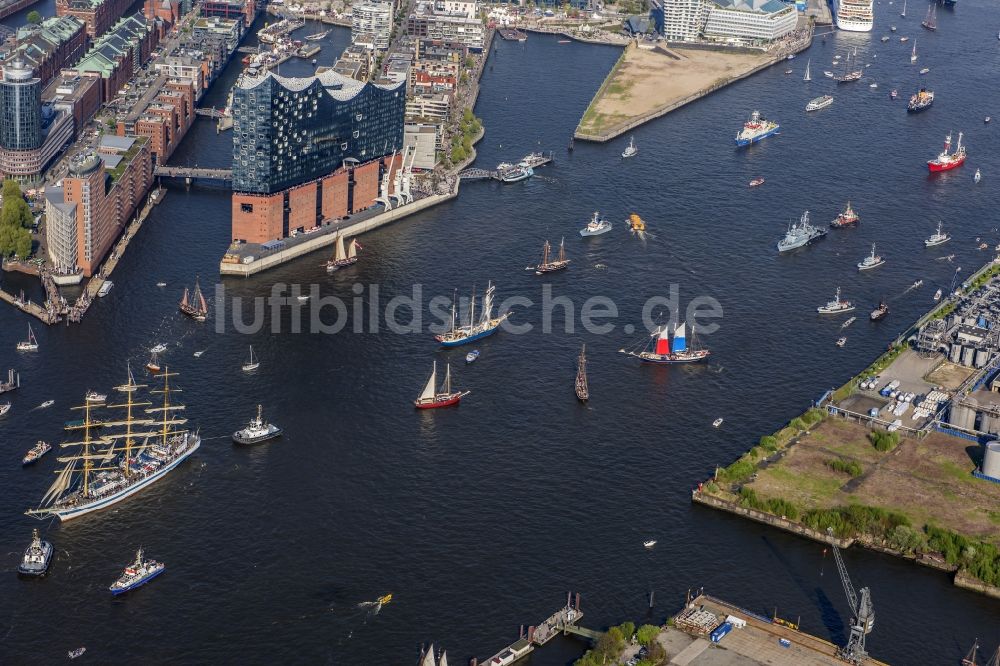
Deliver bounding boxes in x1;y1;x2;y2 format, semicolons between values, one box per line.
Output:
230;69;405;244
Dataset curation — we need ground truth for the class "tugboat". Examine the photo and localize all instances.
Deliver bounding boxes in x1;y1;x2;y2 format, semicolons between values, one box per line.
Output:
621;322;710;364
908;88;934;112
817;287;855;314
579;211;612;236
806;95;834;112
178;278;208;322
232;405;282;445
109;548;165;595
734;110;779;147
84;390;107;403
414;361;469;409
435;282;510;347
830;201;860;228
16;324;38;351
326;234;361;272
870;299;890;321
529;238;570;275
621;136;638;158
575;343;589;402
857;243;886;271
925;221;951;247
927;132;966;172
17;529;53;576
777;211;827;252
22;440;52;466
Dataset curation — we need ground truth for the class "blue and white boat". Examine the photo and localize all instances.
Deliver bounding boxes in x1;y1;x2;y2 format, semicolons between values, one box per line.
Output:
465;350;480;363
109;547;164;595
436;282;510;348
579;211;612;237
497;163;533;183
735;110;780;147
26;367;200;523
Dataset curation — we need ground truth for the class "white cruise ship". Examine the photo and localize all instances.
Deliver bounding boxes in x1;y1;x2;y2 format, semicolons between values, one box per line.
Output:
833;0;874;32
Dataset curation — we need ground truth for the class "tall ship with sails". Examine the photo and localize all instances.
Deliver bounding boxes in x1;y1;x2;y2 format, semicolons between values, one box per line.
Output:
621;322;710;364
179;278;208;322
833;0;874;31
26;367;200;522
326;234;360;272
435;282;510;347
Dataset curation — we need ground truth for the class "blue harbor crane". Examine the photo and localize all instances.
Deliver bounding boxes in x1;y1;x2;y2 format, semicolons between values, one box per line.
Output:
828;528;875;664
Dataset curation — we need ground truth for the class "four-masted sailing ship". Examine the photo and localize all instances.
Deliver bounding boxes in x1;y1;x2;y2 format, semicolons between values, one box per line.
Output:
179;278;208;322
26;366;200;522
326;234;361;272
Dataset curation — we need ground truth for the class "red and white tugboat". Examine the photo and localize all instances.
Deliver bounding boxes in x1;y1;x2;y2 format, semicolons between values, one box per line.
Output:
830;201;860;228
414;361;469;409
928;132;966;172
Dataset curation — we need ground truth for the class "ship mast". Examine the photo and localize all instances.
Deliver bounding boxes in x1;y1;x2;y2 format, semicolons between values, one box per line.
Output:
147;368;188;449
107;365;151;477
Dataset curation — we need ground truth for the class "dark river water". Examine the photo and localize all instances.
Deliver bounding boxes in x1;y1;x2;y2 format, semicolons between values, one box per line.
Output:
3;2;1000;664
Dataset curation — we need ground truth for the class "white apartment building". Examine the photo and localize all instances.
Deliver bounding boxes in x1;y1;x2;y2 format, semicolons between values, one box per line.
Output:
352;2;393;50
703;0;798;41
658;0;711;41
434;0;477;19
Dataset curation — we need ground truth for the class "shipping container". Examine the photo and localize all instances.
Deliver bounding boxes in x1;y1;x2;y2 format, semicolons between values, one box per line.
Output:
710;622;732;643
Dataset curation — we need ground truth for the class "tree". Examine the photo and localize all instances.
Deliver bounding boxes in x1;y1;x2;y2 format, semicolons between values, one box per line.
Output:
618;621;635;640
636;624;659;646
26;10;42;23
14;228;31;259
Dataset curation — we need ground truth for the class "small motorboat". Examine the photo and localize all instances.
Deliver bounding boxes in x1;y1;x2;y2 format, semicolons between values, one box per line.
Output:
156;282;166;287
712;418;724;428
749;177;765;188
836;337;847;347
85;390;107;403
933;288;942;301
975;169;982;183
891;25;898;31
296;295;310;302
146;352;161;373
919;67;930;75
0;402;10;416
38;400;54;409
193;350;205;358
986;117;992;124
842;316;856;329
68;648;87;660
784;68;793;75
869;82;878;89
150;343;167;354
890;89;898;99
22;440;52;466
465;350;480;364
643;540;657;549
912;279;923;288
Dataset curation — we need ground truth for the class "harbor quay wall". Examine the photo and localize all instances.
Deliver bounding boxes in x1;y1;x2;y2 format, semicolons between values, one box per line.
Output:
219;189;458;277
691;490;855;548
954;571;1000;600
574;31;813;143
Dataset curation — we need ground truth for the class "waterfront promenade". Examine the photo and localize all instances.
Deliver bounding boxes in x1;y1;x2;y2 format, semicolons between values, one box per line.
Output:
575;27;813;142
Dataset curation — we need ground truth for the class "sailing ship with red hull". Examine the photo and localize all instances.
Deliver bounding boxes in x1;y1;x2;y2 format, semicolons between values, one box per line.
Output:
179;278;208;322
928;132;966;172
414;361;469;409
622;322;710;364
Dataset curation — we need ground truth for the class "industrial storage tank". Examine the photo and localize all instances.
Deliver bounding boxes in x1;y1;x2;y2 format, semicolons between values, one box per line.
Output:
983;441;1000;480
976;349;990;368
950;343;963;363
963;346;976;366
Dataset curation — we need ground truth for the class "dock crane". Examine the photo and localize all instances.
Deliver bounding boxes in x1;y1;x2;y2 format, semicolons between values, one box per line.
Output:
828;529;874;665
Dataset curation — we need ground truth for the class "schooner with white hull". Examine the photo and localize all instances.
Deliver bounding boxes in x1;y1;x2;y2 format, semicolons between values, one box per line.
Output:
26;367;200;522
